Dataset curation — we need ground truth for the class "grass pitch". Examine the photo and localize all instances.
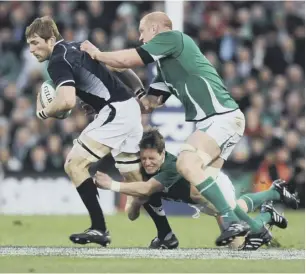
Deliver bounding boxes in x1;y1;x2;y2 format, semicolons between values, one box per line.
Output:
0;211;304;273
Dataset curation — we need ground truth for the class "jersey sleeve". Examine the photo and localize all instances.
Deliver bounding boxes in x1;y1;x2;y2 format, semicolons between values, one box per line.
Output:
47;57;75;89
153;168;181;190
136;31;182;64
147;70;171;103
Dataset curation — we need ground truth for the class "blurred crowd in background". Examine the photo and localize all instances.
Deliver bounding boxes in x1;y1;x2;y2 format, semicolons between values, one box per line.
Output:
0;1;304;205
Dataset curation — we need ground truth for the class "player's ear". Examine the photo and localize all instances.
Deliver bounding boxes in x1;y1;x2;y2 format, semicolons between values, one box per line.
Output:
151;23;158;33
48;36;56;46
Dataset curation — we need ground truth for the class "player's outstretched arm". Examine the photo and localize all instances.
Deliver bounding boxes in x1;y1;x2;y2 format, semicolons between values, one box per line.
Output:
81;40;144;68
94;171;164;197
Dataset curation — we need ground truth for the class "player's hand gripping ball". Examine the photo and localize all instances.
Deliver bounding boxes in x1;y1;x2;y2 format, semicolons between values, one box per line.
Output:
40;80;72;119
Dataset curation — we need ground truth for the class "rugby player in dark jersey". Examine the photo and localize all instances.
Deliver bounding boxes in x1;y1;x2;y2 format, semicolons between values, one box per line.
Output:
26;16;145;247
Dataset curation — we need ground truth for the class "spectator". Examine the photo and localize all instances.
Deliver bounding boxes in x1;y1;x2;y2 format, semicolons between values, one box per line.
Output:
0;28;20;88
46;134;64;172
198;28;218;54
219;26;236;62
25;145;48;173
91;28;109;51
286;65;304;90
10;127;34;169
56;2;75;27
74;10;89;42
2;83;18;117
264;28;288;74
0;117;9;149
223;61;239;90
236;47;252;78
87;1;109;34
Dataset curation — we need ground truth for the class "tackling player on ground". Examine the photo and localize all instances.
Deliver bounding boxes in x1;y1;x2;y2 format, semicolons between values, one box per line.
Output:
95;129;298;250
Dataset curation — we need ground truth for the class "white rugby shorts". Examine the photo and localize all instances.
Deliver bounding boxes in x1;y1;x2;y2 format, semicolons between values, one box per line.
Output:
196;109;245;160
81;97;143;157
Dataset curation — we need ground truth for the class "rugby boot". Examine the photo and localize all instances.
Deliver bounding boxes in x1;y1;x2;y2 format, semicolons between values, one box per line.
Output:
149;233;179;249
70;229;111;247
216;221;250;246
261;201;288;229
271;179;299;209
242;226;272;251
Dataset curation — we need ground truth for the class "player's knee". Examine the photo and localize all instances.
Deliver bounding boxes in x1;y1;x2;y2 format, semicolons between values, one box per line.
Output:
64;155;86;175
176;158;192;178
64;156;90;184
177;145;195;175
237;199;248;212
64;157;74;177
176;153;197;177
178;144;213;172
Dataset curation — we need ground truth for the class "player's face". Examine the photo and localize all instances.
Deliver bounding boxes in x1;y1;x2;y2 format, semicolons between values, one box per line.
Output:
140;148;165;174
139;20;156;44
27;34;54;62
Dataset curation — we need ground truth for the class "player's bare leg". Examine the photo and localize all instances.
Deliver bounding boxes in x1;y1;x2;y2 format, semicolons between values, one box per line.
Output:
65;134;112;246
114;152;145;220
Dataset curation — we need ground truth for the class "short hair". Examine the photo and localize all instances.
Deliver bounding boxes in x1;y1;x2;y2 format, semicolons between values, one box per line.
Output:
25;16;62;41
139;128;165;154
142;12;172;30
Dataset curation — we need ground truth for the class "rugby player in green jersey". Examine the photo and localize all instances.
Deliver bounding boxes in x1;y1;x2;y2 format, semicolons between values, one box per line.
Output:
94;129;295;250
81;12;298;246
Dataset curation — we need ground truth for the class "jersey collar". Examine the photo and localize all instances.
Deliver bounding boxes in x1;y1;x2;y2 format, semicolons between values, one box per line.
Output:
54;39;64;46
49;39;64;60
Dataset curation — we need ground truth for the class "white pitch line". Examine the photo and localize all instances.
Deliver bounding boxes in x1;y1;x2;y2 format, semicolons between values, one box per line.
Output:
0;247;304;260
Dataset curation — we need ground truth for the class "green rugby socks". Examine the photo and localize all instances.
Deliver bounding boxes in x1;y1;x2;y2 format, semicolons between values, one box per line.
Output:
233;205;262;233
196;177;239;222
240;189;281;212
253;212;272;226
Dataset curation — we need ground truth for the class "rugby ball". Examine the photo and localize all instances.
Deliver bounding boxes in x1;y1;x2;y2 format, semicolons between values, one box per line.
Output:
40;80;72;119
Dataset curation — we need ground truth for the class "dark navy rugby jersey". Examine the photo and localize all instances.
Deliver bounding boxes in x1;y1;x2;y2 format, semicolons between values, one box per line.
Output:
47;39;133;112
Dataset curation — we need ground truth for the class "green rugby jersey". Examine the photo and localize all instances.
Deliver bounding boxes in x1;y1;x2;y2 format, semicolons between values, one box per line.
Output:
136;30;238;121
141;152;194;204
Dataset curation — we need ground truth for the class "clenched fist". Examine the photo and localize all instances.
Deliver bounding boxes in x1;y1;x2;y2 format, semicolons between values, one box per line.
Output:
80;40;100;60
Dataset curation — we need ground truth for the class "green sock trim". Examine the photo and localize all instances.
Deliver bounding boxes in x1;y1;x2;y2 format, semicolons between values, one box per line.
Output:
195;177;215;194
196;177;239;222
240;189;281;212
240;195;254;212
234;205;262;233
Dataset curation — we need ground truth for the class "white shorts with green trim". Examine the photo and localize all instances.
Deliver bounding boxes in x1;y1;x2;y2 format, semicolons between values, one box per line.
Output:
196;109;245;160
